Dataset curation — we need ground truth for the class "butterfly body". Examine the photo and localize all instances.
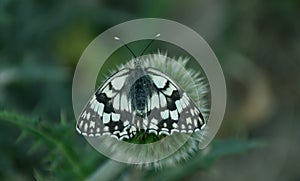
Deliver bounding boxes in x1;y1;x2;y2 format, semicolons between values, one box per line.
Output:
127;65;153;118
76;59;206;140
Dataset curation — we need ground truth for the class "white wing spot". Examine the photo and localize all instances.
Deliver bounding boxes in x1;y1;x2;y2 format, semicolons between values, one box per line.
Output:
181;124;186;130
93;101;99;113
159;92;167;107
180;99;187;109
113;94;120;110
151;118;158;125
103;86;116;97
172;122;178;128
201;123;206;130
160;110;169;119
103;126;109;132
124;120;129;126
76;127;82;134
89;121;95;128
163;86;174;96
112;113;120;122
190;109;195;116
113;130;120;135
138;119;143;128
147;96;151;111
111;75;127;90
90;99;96;111
130;126;137;133
149;124;158;130
120;132;128;137
170;110;178;120
84;123;88;131
86;112;91;120
103;113;110;124
151;93;159;109
149;129;158;134
194;119;198;127
143;119;149;128
161;128;169;132
79;120;84;128
81;111;87;118
182;93;190;105
97;103;104;117
171;129;179;134
188;129;193;133
128;98;132;112
163;122;167;127
175;100;183;113
110;135;118;140
159;130;169;135
186;117;192;125
151;75;168;88
120;94;128;111
120;135;129;140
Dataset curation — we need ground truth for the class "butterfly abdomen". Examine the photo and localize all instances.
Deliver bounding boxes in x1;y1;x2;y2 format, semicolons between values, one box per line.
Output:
130;75;153;117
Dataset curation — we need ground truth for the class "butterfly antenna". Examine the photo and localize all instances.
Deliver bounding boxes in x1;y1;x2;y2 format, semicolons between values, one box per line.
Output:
139;33;161;57
114;36;137;58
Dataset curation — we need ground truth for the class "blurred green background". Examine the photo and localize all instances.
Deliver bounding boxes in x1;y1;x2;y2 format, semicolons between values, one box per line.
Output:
0;0;299;180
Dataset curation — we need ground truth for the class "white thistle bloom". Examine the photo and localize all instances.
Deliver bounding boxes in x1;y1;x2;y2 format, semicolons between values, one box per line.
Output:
90;51;210;169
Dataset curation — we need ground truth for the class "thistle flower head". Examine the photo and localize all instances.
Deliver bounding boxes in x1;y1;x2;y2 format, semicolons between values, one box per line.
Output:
88;51;210;169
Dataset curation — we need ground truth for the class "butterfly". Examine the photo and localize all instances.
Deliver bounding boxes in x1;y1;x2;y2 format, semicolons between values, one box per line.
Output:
76;35;206;140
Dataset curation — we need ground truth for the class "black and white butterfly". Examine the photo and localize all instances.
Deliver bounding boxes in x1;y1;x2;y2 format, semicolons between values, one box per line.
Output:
76;35;206;140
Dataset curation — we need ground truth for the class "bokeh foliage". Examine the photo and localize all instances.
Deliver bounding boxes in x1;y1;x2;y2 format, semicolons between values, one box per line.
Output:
0;0;299;181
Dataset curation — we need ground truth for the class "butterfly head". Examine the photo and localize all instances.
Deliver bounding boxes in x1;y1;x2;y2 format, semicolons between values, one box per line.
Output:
133;57;143;69
114;34;161;69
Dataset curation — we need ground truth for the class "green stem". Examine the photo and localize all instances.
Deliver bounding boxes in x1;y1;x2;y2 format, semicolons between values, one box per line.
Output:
0;111;85;179
86;160;127;181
